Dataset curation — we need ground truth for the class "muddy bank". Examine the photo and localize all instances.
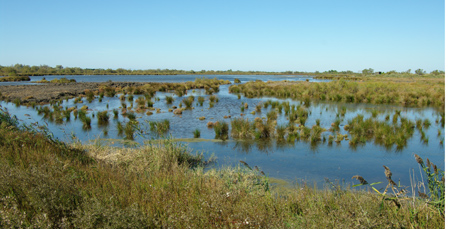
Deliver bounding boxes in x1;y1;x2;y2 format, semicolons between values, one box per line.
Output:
0;82;147;104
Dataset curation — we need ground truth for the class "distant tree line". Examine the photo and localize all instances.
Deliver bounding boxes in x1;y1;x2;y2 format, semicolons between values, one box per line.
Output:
0;64;444;77
0;64;311;76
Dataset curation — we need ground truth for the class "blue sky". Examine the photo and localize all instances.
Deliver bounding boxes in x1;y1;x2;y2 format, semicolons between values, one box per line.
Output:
0;0;444;72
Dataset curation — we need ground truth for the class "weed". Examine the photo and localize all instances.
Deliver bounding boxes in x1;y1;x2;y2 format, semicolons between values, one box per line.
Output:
193;129;201;138
97;111;109;126
214;121;229;140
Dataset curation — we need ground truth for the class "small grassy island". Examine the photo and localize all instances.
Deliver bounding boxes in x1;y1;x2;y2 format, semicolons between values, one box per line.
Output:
0;75;30;82
36;77;76;83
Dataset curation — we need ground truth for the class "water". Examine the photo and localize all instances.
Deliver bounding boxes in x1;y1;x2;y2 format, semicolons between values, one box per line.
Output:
0;74;323;86
0;75;444;189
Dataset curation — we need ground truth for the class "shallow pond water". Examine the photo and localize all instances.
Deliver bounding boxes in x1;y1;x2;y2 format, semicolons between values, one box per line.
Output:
0;75;444;189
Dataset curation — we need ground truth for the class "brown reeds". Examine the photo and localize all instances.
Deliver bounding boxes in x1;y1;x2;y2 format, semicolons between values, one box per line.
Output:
352;175;368;185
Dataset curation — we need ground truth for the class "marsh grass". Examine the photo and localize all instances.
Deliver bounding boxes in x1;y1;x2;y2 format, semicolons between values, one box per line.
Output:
197;96;205;106
97;110;109;126
165;95;174;104
13;98;21;107
229;78;445;109
0;109;444;228
117;121;124;136
182;97;194;109
230;118;253;139
148;119;170;135
214;121;229;140
193;129;201;138
124;120;138;140
126;112;136;121
113;109;119;119
85;90;94;103
346;114;415;150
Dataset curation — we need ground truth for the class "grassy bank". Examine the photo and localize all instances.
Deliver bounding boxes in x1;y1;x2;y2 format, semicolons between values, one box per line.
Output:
0;109;444;228
229;77;445;109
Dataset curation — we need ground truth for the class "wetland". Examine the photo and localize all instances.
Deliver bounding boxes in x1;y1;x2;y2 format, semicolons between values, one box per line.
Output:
0;73;445;227
0;74;444;187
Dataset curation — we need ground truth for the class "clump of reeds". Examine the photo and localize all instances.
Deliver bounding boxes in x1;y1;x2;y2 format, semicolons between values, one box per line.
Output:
81;116;91;130
214;121;229;140
97;111;109;126
254;119;275;139
346;114;415;150
198;96;205;106
423;119;431;129
124;120;137;140
13;98;21;107
266;110;278;121
165;95;174;104
148;119;170;135
310;125;325;143
117;122;124;136
126;112;136;121
127;94;134;102
255;103;262;113
182;97;194;109
85;90;94;103
230;118;253;139
276;125;287;141
113;109;119;119
193;129;201;138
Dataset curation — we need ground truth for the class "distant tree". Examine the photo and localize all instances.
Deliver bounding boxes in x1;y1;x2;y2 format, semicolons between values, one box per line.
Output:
8;68;17;76
431;70;445;75
362;68;374;75
56;65;63;70
415;69;425;75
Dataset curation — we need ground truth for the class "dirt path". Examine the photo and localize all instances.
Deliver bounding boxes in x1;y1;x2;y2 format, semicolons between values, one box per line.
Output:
0;82;146;104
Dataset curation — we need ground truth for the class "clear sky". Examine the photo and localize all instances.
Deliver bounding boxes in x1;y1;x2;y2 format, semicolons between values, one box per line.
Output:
0;0;444;72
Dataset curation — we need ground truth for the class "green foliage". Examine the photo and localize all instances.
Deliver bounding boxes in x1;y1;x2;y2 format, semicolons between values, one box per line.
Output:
414;155;445;216
193;128;201;138
346;114;415;150
362;68;374;75
148;119;170;135
415;69;425;75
